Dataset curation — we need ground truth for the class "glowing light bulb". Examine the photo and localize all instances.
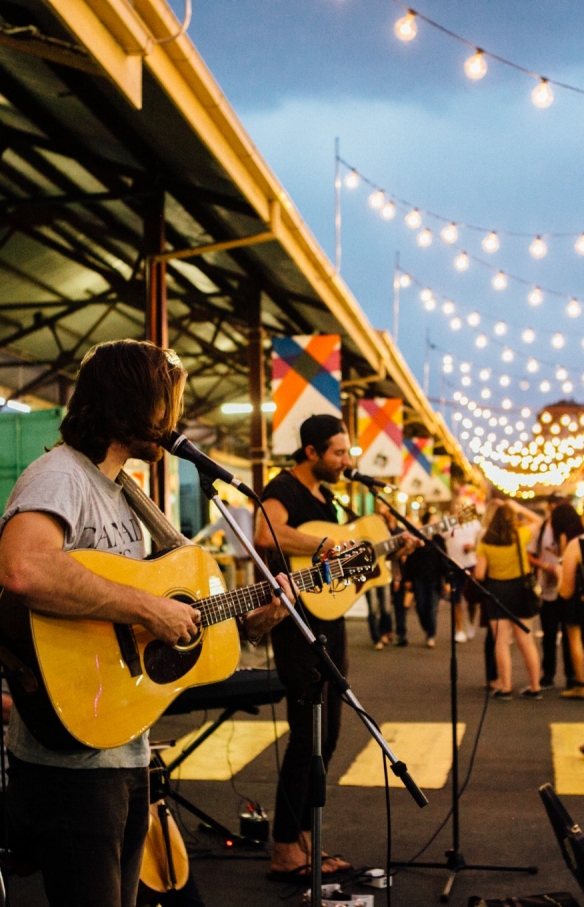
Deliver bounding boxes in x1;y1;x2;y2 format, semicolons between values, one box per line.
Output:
522;328;535;344
442;300;455;315
454;251;469;271
499;374;510;387
567;299;581;318
381;201;396;220
502;348;514;362
494;321;507;336
529;236;547;259
464;49;488;81
394;11;417;42
556;367;568;381
551;332;565;349
539;380;551;392
420;288;433;302
467;311;481;327
475;334;488;348
482;231;499;253
460;362;471;373
369;190;385;209
502;398;512;410
450;317;462;331
492;271;507;290
440;223;458;244
521;407;531;418
417;228;432;247
479;368;491;381
443;361;453;373
344;169;359;189
424;296;436;311
399;272;412;288
527;358;539;373
528;287;543;306
461;375;472;386
575;233;584;255
541;411;552;423
532;78;554;109
563;381;574;393
481;388;492;399
405;208;422;229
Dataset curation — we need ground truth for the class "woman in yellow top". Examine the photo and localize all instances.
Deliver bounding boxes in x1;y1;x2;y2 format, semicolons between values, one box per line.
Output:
475;502;542;700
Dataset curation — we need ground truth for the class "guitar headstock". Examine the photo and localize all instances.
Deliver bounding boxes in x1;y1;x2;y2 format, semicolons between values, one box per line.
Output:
456;504;479;526
324;542;376;582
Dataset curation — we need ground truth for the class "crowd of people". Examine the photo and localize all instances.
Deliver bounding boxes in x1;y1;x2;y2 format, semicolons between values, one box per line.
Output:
0;337;582;906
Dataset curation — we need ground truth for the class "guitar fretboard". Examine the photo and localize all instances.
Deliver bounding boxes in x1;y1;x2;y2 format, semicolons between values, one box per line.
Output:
196;557;349;628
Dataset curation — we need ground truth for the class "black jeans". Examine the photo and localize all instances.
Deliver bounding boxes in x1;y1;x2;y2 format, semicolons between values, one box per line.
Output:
539;597;574;685
271;617;347;843
6;754;149;907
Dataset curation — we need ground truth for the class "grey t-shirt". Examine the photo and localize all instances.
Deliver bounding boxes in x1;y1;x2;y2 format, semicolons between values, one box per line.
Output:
0;444;150;768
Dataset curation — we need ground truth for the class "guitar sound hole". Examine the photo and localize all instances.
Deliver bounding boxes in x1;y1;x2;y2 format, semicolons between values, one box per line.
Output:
143;593;203;685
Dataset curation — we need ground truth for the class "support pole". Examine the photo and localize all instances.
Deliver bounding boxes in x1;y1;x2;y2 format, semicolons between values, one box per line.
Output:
143;187;170;520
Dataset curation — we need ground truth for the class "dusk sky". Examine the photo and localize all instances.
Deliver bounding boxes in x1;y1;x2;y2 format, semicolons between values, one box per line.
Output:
172;1;584;464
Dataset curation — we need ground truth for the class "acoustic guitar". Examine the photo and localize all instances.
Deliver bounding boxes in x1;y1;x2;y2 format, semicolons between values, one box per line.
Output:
0;541;373;751
290;506;478;620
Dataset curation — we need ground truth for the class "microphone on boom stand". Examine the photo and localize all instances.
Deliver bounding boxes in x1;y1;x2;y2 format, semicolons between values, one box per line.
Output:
343;468;397;491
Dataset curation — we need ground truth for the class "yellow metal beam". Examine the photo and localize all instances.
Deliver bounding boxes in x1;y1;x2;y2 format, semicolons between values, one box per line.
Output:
46;0;148;108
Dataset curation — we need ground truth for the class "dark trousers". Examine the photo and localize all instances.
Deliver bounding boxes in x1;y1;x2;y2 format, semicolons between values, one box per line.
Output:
392;582;407;640
366;586;393;643
271;618;347;843
412;579;440;640
539;597;575;685
6;754;149;907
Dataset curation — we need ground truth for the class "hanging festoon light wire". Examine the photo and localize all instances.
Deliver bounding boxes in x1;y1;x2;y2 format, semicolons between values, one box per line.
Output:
337;158;584;294
390;1;584;108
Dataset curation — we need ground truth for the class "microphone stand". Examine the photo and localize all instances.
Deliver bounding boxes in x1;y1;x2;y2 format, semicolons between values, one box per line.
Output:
196;474;429;907
372;491;537;901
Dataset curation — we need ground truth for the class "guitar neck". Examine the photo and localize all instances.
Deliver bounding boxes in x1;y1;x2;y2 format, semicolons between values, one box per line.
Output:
370;514;460;561
197;560;340;628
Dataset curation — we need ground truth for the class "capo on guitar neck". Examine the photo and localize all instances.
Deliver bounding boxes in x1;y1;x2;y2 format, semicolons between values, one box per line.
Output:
312;537;332;584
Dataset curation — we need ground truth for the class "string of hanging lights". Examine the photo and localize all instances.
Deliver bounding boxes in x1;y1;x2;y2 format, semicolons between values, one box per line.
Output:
391;1;584;109
340;158;584;286
399;268;584;370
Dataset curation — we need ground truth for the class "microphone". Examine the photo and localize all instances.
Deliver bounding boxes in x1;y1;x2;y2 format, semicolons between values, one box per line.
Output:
162;431;257;500
343;468;397;491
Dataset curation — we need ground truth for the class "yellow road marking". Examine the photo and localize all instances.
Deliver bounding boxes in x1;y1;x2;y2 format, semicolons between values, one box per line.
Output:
339;722;466;789
161;720;289;780
550;723;584;795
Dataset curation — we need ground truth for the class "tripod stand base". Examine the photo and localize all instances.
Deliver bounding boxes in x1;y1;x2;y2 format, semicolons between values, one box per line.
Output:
391;849;537;902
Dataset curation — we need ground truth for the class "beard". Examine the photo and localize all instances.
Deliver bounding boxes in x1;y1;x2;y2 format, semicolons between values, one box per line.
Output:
312;459;341;485
127;438;164;463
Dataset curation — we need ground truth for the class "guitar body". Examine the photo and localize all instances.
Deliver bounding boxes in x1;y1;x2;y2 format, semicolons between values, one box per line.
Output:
290;514;391;620
139;800;189;894
0;546;240;751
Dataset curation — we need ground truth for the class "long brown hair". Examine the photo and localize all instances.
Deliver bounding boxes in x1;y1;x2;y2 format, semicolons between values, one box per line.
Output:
482;502;516;546
60;339;187;464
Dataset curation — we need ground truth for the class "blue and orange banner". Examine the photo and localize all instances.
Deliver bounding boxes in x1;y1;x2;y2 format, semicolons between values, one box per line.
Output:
271;335;342;455
401;437;435;496
426;455;452;502
357;398;403;477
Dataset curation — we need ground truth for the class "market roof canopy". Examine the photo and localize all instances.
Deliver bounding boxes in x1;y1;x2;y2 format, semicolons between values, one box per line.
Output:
0;0;473;475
